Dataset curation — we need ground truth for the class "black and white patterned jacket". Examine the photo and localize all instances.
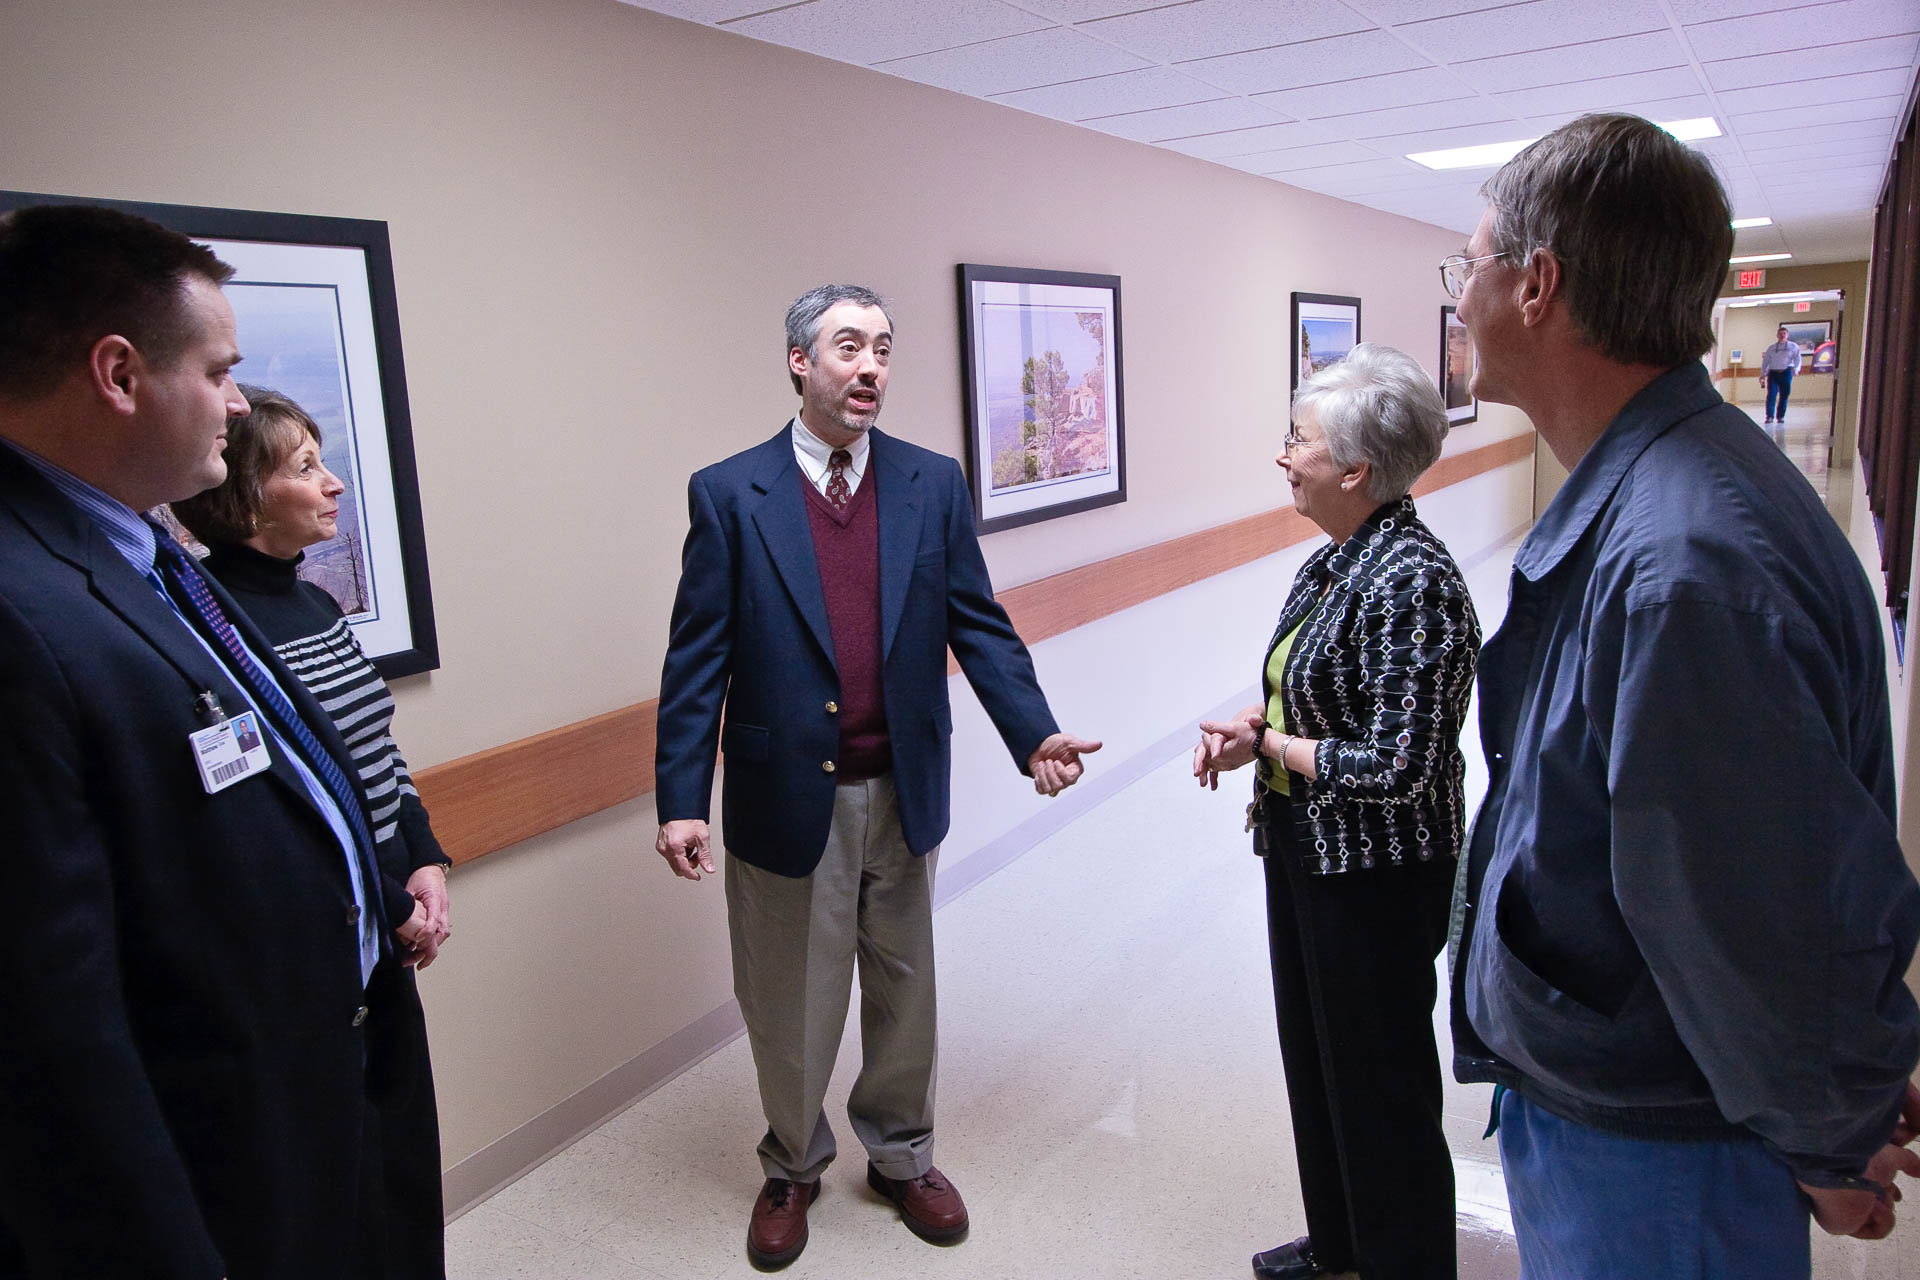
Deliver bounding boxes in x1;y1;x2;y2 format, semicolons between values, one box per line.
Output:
1263;495;1480;874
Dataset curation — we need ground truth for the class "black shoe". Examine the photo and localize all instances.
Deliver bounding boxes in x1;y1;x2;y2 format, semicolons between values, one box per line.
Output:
1253;1236;1328;1280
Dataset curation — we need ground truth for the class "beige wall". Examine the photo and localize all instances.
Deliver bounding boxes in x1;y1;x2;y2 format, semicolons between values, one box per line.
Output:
0;0;1535;1180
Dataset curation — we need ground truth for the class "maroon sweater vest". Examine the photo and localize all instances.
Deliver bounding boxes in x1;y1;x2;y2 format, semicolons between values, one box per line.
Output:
802;466;890;779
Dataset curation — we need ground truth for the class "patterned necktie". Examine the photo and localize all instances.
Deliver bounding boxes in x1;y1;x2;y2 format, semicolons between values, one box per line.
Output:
149;526;389;939
826;449;852;510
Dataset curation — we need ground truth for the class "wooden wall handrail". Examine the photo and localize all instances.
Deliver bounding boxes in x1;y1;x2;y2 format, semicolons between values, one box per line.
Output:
415;432;1535;864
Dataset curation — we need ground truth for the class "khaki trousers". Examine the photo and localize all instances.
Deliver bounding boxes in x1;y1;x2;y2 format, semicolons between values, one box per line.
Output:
724;774;939;1183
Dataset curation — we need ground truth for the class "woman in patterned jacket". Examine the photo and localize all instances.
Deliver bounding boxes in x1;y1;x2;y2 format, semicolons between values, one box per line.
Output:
171;386;451;1280
1195;344;1480;1280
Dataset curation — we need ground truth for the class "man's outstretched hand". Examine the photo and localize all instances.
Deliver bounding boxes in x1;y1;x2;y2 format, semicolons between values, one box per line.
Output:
1028;732;1103;796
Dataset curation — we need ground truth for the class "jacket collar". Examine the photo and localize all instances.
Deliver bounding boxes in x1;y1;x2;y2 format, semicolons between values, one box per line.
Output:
1314;493;1421;586
1514;362;1720;582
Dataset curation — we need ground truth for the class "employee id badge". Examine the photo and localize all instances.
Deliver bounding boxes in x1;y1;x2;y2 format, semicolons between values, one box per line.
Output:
189;710;272;793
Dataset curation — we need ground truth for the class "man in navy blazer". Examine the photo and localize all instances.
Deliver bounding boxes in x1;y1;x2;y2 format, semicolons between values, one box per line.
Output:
0;205;395;1278
655;285;1098;1268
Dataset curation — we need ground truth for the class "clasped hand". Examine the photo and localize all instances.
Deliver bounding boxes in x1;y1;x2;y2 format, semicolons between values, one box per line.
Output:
1193;704;1264;790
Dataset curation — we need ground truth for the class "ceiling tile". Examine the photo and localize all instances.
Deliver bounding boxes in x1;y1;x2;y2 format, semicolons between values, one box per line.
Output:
1013;0;1165;18
1492;66;1708;118
1764;160;1891;185
1702;32;1920;88
1360;118;1560;157
1738;115;1903;146
616;0;768;22
725;0;1054;65
1743;135;1894;164
1303;163;1475;197
1730;93;1905;131
989;67;1227;117
1714;66;1916;113
1684;0;1920;62
1359;0;1506;23
1081;0;1374;63
1394;0;1669;63
878;27;1151;96
1229;139;1391;172
1338;97;1520;139
1664;0;1793;19
1089;97;1292;141
1157;118;1362;157
1250;66;1474;119
1454;31;1689;93
1184;29;1431;94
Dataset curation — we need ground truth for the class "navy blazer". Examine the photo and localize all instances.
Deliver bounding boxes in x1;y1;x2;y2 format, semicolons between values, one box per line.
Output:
0;444;379;1279
655;425;1058;877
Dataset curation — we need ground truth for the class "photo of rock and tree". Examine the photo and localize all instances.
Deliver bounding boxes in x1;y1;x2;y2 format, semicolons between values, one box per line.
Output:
981;302;1114;495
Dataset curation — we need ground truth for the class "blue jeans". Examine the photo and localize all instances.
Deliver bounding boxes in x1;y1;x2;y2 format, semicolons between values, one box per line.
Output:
1766;370;1794;419
1497;1090;1810;1279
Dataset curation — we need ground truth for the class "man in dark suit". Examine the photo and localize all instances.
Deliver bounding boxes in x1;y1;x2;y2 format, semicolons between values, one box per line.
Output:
0;204;395;1278
655;284;1099;1269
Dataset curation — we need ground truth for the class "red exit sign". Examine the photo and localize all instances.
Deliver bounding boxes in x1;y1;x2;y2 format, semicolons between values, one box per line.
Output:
1793;301;1812;312
1736;269;1767;289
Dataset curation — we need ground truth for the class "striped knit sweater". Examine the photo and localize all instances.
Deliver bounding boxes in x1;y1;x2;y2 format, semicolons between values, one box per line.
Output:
199;542;448;899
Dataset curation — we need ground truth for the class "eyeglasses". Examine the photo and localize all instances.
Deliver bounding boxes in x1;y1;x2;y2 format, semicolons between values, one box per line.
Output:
1439;252;1505;299
1282;426;1319;452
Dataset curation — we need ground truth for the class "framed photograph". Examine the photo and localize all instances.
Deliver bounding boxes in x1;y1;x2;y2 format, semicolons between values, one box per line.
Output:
1291;292;1362;391
1;190;439;677
1782;319;1833;370
957;264;1126;534
1440;305;1478;426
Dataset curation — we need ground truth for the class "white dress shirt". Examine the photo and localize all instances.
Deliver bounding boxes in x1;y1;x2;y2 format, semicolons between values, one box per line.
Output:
790;415;869;499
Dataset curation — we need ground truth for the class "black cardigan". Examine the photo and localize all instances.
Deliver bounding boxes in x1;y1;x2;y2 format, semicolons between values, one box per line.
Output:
1264;496;1481;874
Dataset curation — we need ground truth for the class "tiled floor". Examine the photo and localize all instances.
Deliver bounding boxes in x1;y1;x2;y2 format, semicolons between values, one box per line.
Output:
447;528;1918;1279
1742;397;1836;501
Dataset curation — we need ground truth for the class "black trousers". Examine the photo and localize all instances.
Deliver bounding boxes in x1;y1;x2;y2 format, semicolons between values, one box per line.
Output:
1263;833;1457;1280
357;960;447;1280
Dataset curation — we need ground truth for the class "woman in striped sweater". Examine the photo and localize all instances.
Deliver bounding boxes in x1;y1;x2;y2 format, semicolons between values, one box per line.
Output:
171;386;450;1280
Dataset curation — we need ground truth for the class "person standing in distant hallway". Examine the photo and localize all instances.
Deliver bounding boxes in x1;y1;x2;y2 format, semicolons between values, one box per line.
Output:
1758;323;1803;425
653;284;1101;1270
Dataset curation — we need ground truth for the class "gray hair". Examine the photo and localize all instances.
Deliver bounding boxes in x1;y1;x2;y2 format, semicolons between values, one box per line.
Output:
1292;343;1448;502
1480;113;1732;367
784;284;893;394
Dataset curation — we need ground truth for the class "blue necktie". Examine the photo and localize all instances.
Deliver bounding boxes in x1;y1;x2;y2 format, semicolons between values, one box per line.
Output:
149;525;389;940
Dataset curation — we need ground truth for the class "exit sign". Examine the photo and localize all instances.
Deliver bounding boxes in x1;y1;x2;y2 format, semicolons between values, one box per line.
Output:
1736;269;1767;289
1794;301;1812;312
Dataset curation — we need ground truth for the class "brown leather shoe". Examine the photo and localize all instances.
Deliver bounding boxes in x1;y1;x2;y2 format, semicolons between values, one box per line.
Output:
865;1163;969;1244
747;1177;820;1270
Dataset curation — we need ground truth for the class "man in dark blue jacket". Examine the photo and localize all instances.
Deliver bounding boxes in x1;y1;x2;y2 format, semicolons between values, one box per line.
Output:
0;205;394;1277
653;284;1098;1269
1445;113;1920;1278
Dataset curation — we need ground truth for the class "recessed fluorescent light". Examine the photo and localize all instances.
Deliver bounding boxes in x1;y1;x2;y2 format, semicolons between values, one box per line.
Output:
1409;117;1723;170
1730;252;1792;263
1731;216;1773;229
1660;117;1722;143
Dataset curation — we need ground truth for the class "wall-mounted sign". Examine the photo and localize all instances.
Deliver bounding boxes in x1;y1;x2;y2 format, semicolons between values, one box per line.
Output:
1736;269;1767;289
1793;300;1812;312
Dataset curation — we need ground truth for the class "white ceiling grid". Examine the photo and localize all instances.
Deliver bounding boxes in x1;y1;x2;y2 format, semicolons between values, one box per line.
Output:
625;0;1920;262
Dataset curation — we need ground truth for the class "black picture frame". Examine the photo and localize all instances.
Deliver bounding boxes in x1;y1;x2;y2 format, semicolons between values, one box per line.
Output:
1;190;439;677
1290;292;1362;392
1440;304;1479;426
956;263;1127;534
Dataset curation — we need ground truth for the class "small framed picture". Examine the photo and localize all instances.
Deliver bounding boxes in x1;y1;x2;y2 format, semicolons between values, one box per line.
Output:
1291;292;1361;392
957;264;1127;534
1440;305;1478;426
